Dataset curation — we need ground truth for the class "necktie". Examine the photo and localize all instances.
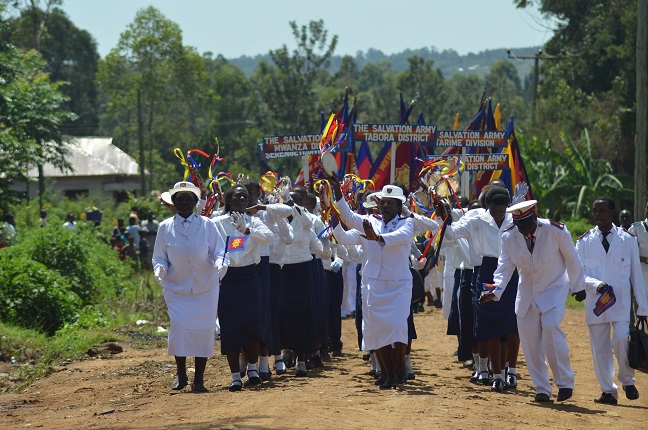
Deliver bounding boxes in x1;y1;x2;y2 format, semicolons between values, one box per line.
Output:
601;231;610;253
182;218;191;230
526;236;535;254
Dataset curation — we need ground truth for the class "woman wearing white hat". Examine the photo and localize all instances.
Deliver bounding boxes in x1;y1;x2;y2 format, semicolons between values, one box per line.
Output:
152;181;226;393
330;177;415;389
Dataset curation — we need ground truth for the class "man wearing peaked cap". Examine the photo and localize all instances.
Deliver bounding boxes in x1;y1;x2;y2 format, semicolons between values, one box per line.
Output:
480;199;587;403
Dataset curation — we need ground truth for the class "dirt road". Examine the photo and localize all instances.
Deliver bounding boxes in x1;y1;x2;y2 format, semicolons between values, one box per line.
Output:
1;307;646;429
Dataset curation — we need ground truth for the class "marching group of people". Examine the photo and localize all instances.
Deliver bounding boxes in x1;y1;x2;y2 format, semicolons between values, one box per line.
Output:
150;171;648;404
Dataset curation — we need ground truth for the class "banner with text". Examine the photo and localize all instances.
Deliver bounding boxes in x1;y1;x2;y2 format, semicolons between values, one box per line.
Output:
353;123;438;143
434;130;507;148
258;133;350;160
461;154;510;171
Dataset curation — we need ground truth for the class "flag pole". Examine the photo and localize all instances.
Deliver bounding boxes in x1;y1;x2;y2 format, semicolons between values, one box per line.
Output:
390;143;396;183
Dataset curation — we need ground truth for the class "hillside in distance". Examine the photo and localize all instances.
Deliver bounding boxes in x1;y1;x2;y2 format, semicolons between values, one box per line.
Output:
228;46;540;80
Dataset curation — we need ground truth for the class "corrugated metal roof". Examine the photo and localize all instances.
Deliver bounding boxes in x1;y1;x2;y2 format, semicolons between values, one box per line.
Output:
27;137;142;177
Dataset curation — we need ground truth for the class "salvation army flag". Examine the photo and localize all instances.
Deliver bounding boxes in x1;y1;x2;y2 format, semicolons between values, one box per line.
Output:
594;284;616;316
226;236;249;253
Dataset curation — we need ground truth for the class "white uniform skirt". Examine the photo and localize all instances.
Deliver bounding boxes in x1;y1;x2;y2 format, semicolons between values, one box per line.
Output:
163;287;219;357
361;278;412;351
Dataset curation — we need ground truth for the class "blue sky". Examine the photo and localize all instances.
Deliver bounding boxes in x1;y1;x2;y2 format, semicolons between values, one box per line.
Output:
59;0;556;59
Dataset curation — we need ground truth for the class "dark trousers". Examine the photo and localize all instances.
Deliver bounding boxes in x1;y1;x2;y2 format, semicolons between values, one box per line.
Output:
458;268;475;361
327;269;344;351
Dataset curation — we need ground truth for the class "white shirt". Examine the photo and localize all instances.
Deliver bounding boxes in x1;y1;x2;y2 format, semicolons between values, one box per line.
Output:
283;205;314;265
152;213;225;294
492;218;585;318
211;212;273;267
250;202;293;257
577;225;648;324
445;210;513;258
629;219;648;259
269;217;294;266
336;197;414;281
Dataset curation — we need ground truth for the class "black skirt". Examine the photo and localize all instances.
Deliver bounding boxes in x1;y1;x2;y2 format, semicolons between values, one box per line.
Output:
268;263;284;355
255;256;272;348
279;261;316;354
218;265;262;354
474;256;518;341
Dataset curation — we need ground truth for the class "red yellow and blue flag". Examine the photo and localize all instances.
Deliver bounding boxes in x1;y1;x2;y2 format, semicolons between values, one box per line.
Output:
226;236;248;253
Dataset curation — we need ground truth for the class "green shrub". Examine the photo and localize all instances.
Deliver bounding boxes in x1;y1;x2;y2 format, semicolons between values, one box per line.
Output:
17;225;132;304
564;217;592;242
0;249;81;335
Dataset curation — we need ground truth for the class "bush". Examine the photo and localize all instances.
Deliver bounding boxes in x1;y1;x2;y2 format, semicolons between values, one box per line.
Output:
0;249;81;335
564;217;592;242
16;225;132;304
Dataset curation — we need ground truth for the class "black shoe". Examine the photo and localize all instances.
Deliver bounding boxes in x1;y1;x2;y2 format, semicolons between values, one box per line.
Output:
331;349;342;357
379;377;395;390
311;355;324;368
295;369;308;377
368;369;377;376
426;301;434;306
172;375;188;390
282;351;295;368
505;373;518;389
434;299;442;309
396;373;407;384
362;353;371;361
623;385;639;400
374;374;387;386
470;371;479;383
407;372;415;380
374;370;382;380
244;371;262;387
416;303;424;312
228;380;242;392
320;351;331;362
477;371;490;386
534;393;551;402
259;371;272;382
557;388;573;401
491;379;504;392
191;381;209;393
594;392;617;405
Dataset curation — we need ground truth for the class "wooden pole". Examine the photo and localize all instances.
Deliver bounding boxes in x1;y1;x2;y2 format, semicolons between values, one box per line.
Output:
137;89;146;196
636;0;647;217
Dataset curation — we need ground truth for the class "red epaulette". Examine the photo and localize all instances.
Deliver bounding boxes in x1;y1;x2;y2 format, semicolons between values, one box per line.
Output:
504;225;515;232
549;220;564;229
371;214;383;220
622;229;636;238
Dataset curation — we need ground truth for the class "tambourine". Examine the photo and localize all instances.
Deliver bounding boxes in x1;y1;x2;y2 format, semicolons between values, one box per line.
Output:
320;151;338;176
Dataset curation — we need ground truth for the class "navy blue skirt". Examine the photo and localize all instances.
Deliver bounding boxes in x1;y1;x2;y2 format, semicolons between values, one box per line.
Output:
446;269;462;335
218;265;262;354
268;263;283;355
255;256;272;348
474;257;518;341
279;261;316;354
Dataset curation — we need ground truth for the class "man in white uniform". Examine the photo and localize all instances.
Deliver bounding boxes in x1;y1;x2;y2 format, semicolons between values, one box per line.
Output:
480;200;586;402
576;196;648;405
628;201;648;306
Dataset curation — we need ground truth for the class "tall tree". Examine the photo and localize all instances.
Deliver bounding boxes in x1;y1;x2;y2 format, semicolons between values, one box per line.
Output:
0;5;75;210
98;6;210;192
9;7;100;135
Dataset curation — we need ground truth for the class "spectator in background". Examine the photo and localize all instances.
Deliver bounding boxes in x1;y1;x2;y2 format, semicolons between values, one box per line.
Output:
112;218;126;244
0;213;16;247
120;231;139;271
63;212;77;230
39;210;48;228
141;210;159;251
619;209;633;232
126;216;141;247
139;236;151;271
130;206;140;225
110;235;124;253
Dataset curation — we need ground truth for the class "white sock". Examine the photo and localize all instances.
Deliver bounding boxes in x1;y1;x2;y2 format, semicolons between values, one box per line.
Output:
505;361;510;370
231;372;242;382
247;363;258;377
376;360;381;372
296;360;307;372
259;356;270;373
479;357;488;374
405;354;413;374
472;353;479;364
275;355;286;371
501;370;506;380
508;367;516;375
370;352;377;371
494;374;504;381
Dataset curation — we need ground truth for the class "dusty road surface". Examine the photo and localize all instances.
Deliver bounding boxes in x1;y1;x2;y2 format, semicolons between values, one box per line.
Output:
1;307;647;429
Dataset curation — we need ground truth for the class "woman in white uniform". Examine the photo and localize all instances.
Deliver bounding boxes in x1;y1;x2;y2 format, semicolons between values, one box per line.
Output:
212;185;273;391
331;177;415;389
152;181;225;393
